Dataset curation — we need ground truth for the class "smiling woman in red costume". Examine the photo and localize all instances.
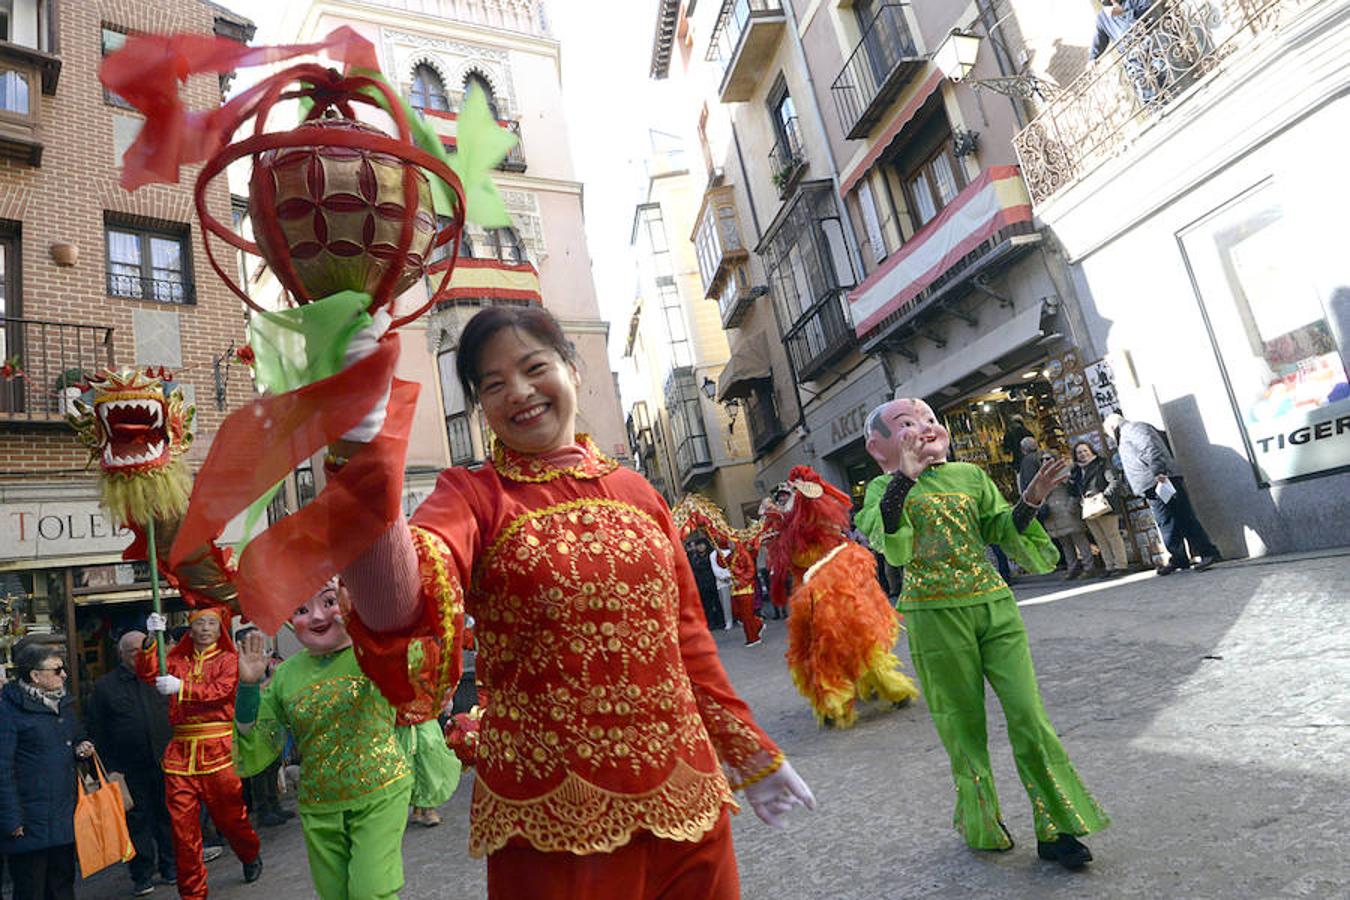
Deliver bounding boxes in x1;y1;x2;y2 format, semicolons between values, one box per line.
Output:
332;306;815;899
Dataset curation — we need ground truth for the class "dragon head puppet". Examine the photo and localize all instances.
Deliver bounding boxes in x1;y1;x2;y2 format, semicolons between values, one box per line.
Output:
69;368;195;527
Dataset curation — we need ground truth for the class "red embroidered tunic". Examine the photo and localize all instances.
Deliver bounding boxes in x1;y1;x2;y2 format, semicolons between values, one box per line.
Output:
347;437;779;858
136;640;239;776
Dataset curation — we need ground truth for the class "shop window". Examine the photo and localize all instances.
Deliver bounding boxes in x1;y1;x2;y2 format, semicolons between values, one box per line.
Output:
104;217;194;305
1178;182;1350;484
411;64;449;112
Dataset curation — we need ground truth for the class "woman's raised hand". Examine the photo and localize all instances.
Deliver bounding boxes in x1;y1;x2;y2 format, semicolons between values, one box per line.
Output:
237;631;269;685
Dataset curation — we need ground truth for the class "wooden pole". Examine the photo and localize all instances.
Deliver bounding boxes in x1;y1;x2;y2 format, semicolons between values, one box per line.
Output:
146;518;167;675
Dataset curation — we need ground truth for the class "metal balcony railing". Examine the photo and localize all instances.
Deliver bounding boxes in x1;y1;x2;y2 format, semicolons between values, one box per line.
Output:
768;116;806;199
784;289;855;382
707;0;786;102
497;119;527;172
0;317;115;424
1013;0;1311;205
744;389;785;456
107;272;194;305
831;3;922;140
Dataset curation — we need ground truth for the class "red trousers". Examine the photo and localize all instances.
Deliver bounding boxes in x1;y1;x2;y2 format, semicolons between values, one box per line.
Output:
486;811;739;900
165;768;261;899
732;590;762;645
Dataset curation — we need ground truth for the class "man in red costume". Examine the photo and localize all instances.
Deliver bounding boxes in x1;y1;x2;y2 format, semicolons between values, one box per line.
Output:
140;608;262;898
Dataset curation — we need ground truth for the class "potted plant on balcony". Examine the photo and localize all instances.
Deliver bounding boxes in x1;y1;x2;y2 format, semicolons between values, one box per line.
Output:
53;367;91;415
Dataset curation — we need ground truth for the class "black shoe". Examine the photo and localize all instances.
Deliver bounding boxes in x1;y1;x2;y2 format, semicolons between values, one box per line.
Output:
132;882;155;897
157;873;176;886
1037;834;1093;870
1155;563;1189;576
243;856;263;884
1194;554;1221;571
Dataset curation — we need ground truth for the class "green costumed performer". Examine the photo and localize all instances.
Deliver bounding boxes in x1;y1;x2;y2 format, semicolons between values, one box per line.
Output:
234;579;461;899
856;398;1109;870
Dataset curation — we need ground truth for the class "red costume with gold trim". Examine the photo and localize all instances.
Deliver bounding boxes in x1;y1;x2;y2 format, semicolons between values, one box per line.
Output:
768;467;920;728
346;436;780;874
137;609;260;900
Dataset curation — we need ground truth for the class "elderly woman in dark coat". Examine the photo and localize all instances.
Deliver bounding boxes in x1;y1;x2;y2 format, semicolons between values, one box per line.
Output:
0;640;94;900
1069;440;1132;577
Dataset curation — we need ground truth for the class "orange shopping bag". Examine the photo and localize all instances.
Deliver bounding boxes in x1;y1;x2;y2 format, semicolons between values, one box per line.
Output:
74;751;136;877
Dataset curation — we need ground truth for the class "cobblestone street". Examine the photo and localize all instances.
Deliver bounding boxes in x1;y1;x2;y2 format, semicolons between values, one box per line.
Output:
76;551;1350;899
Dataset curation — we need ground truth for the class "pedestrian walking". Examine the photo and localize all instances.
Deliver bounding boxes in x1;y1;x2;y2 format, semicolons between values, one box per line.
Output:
687;539;728;632
1104;413;1221;575
88;631;177;895
1068;441;1131;577
859;398;1108;870
0;642;95;900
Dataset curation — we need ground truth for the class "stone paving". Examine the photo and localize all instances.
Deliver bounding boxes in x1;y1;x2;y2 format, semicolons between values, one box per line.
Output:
75;551;1350;899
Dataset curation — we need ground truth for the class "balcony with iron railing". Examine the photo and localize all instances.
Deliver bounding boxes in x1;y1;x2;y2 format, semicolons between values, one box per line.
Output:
1013;0;1311;205
706;0;786;103
768;115;806;200
784;289;855;382
107;272;195;305
694;186;749;305
0;318;115;425
498;119;527;172
743;387;786;457
0;0;59;166
831;3;924;140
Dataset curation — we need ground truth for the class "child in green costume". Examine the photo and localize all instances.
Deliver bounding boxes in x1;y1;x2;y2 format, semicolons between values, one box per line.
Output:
235;581;460;899
857;398;1109;870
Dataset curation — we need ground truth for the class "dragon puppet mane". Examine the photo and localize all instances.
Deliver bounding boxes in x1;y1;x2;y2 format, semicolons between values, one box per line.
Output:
766;466;853;608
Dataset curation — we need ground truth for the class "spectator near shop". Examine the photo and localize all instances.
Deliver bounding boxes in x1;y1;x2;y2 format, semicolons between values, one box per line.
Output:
1069;442;1131;578
89;631;177;895
0;642;94;900
1004;415;1036;468
1104;414;1222;575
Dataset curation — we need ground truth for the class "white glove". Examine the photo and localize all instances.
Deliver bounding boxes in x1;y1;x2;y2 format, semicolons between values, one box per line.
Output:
146;612;167;634
154;675;182;696
744;759;816;829
341;308;393;443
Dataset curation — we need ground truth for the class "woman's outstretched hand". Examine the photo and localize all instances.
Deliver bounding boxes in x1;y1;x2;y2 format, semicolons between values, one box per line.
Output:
745;760;816;829
1025;456;1071;506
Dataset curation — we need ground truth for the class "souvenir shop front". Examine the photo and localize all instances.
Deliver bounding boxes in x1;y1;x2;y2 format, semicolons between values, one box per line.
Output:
934;347;1166;568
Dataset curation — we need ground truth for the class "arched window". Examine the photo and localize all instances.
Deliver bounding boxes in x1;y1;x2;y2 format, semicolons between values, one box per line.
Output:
488;227;524;264
411;64;448;112
463;72;500;120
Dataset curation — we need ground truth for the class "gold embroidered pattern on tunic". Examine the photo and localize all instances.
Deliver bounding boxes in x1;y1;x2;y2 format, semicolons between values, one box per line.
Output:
468;498;729;854
492;434;619;483
468;758;732;858
289;675;410;807
410;525;464;700
903;492;1006;603
690;685;766;772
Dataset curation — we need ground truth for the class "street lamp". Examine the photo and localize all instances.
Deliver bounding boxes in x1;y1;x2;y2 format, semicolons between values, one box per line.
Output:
932;28;1059;100
701;376;718;400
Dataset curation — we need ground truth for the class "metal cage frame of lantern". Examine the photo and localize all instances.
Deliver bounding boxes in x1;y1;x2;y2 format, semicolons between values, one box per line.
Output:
191;65;467;330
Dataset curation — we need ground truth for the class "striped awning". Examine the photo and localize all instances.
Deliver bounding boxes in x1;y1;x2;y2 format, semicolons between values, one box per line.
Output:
428;256;542;304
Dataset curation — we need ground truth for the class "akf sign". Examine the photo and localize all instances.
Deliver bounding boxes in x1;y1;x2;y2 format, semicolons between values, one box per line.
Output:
0;501;134;562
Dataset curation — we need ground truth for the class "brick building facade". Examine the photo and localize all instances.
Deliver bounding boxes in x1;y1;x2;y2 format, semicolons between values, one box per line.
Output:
0;0;254;699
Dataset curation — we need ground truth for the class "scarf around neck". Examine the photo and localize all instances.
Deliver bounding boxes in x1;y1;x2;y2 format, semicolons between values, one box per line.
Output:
21;678;65;713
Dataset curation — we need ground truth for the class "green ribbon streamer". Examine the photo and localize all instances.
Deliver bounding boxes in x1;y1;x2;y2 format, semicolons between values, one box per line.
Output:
238;291;373;548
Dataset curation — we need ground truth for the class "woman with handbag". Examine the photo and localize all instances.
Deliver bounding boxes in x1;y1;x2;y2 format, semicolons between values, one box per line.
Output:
1070;441;1131;578
0;641;95;900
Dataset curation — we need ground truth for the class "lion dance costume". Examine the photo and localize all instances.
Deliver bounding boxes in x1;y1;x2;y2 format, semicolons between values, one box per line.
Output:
768;466;919;727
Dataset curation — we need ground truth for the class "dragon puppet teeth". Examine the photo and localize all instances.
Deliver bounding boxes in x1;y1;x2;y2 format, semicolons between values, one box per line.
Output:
102;438;167;467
